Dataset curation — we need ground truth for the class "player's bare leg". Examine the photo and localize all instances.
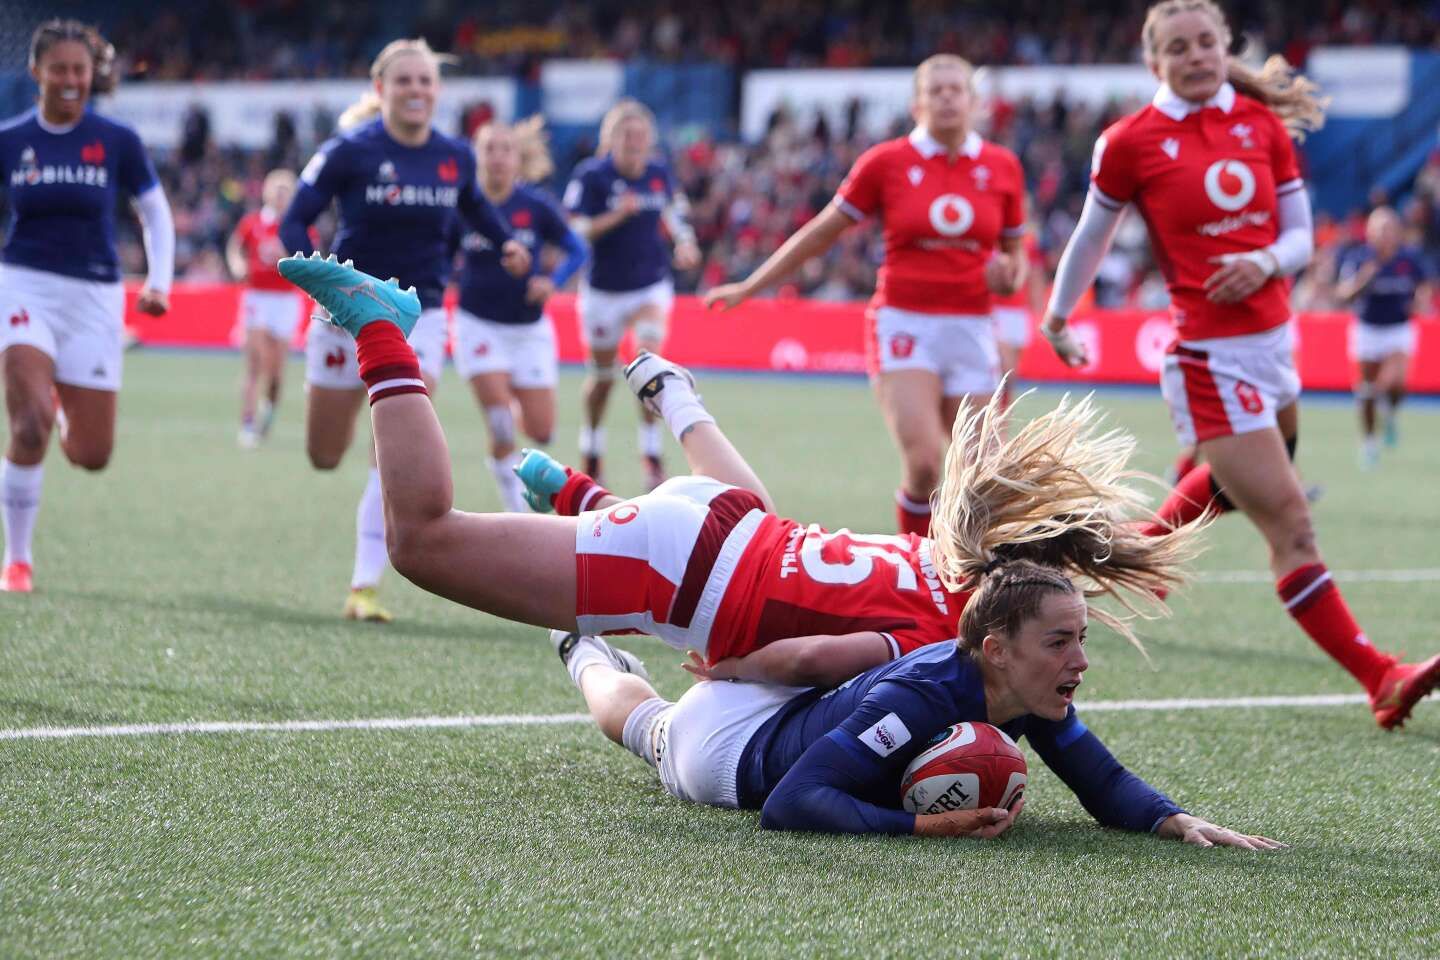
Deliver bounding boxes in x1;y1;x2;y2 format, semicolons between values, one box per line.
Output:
2;345;58;591
1204;422;1439;728
552;630;655;744
54;384;115;472
579;346;616;479
304;384;365;470
1377;350;1408;447
878;369;947;536
238;327;268;447
280;255;580;631
631;303;670;489
624;350;774;509
469;371;536;513
1355;358;1382;468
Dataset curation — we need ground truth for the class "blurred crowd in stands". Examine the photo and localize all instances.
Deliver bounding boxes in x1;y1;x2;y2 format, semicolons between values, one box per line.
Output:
101;0;1440;79
10;0;1440;311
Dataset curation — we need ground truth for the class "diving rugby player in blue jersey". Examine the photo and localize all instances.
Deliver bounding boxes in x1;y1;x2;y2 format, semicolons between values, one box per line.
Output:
0;19;174;594
278;38;529;623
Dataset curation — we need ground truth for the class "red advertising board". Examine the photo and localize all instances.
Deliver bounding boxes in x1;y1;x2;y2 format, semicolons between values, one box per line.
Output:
125;284;1440;393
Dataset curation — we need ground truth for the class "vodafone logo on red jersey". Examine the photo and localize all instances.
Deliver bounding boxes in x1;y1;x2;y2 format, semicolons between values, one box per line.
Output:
1203;160;1256;212
928;194;974;236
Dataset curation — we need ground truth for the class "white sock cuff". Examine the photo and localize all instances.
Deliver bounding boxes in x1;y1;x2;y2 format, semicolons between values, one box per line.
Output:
565;637;612;687
579;425;606;456
638;422;664;457
2;459;44;487
896;489;932;514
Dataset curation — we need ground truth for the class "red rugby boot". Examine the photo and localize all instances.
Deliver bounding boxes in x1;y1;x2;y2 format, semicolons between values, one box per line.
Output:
1369;653;1440;730
1;561;33;593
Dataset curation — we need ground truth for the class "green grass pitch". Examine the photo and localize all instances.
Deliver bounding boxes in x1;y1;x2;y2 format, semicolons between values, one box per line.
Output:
2;351;1438;958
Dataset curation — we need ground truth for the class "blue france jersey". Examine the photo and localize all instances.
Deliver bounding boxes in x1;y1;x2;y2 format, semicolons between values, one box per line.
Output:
281;119;510;310
1339;244;1433;327
564;155;674;292
456;184;585;325
0;108;158;283
737;644;1183;835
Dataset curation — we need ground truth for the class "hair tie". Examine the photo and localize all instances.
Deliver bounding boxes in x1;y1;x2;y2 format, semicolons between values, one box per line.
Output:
983;557;1005;575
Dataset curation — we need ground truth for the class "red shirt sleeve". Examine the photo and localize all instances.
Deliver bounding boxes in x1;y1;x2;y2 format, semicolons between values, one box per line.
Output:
834;143;888;220
1001;150;1026;235
1090;121;1137;209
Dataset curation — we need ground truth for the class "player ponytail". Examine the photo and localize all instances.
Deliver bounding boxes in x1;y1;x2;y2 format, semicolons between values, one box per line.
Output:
929;387;1206;655
30;18;117;96
1141;0;1328;141
475;116;555;184
337;95;383;132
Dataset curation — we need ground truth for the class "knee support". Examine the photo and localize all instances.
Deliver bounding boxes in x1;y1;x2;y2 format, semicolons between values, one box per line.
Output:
633;319;665;347
586;357;617;382
484;405;516;449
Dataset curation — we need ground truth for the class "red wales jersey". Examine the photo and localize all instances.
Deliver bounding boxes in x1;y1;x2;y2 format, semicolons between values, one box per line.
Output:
233;208;300;291
707;517;968;664
1090;83;1303;340
835;128;1025;316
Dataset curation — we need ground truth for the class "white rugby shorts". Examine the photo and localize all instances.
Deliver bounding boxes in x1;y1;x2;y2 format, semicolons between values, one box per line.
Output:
867;306;1000;397
1349;321;1415;364
0;263;124;391
655;679;806;808
453;309;558;388
992;305;1033;349
239;288;306;341
574;475;766;657
1160;323;1301;446
305;307;447;389
577;278;673;352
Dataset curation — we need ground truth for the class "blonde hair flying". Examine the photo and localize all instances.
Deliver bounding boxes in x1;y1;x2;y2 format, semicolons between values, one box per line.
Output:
596;98;656;157
929;387;1207;654
476;116;556;183
1142;0;1328;141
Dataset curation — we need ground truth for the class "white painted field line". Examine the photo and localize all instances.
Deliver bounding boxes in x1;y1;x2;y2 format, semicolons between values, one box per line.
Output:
0;712;591;742
0;694;1397;742
1196;569;1440;584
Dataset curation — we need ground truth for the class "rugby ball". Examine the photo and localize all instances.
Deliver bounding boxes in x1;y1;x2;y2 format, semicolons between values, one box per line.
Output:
899;722;1027;814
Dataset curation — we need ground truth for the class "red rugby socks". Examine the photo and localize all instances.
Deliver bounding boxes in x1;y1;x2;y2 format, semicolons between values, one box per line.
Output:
555;469;614;516
1277;563;1392;692
355;323;426;405
896;489;931;538
1140;463;1232;536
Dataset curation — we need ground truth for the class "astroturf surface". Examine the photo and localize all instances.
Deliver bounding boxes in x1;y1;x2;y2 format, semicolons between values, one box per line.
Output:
2;352;1438;958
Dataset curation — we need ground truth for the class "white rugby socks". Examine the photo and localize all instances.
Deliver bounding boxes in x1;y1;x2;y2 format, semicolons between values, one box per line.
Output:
350;467;387;589
654;379;714;440
1;459;43;565
565;635;615;687
638;422;664;459
578;425;606;458
488;452;528;513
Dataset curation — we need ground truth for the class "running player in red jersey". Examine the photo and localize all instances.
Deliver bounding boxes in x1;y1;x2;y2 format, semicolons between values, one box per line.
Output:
704;55;1028;540
990;227;1047;410
1039;0;1440;729
227;169;309;448
280;251;1194;692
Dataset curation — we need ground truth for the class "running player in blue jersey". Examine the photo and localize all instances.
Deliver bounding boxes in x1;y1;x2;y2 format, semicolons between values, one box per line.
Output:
1334;206;1434;469
564;99;700;488
0;19;174;594
455;118;586;512
278;38;530;622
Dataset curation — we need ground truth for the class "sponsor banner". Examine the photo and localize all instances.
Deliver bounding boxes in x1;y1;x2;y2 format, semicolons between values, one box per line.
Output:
541;60;625;124
124;285;1440;393
741;65;1154;142
1306;46;1411;119
101;78;517;150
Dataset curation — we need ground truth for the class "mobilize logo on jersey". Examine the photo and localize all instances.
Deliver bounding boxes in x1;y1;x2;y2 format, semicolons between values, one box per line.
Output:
364;183;461;207
11;143;108;189
859;712;912;757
